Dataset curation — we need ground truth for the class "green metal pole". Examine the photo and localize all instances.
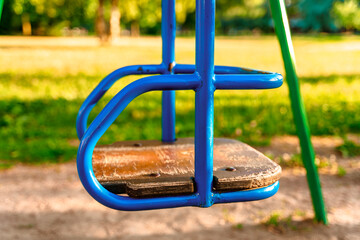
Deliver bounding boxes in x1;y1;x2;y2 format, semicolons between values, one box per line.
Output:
269;0;328;224
0;0;3;21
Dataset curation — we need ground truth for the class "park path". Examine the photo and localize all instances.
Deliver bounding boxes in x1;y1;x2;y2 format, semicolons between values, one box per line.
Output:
0;136;359;240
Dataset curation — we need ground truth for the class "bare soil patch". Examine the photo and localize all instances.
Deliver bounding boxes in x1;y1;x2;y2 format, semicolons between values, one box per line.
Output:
1;136;359;240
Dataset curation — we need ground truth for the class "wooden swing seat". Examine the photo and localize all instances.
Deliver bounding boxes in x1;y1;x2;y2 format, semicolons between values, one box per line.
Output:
93;138;281;198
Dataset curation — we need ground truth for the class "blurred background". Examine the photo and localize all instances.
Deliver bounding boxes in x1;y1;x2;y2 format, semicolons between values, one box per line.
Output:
0;0;359;166
1;0;360;37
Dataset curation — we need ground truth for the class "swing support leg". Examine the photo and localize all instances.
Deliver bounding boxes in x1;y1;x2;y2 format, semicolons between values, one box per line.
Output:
269;0;328;224
0;0;3;20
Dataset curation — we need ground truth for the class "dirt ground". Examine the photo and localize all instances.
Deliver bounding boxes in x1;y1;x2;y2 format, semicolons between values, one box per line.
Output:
1;136;359;240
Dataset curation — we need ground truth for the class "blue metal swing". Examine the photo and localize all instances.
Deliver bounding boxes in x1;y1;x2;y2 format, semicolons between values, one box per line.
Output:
76;0;283;211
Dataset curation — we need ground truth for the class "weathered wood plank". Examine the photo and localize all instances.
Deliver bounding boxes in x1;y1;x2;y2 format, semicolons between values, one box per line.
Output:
92;138;281;198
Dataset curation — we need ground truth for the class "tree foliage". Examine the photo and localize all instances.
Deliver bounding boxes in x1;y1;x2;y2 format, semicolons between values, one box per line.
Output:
0;0;359;35
2;0;95;35
332;0;360;31
298;0;338;32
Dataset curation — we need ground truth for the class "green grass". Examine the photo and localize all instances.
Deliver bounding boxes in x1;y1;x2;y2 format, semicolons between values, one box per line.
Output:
337;166;347;177
0;36;359;164
263;212;301;233
337;139;360;157
234;223;243;230
264;213;282;227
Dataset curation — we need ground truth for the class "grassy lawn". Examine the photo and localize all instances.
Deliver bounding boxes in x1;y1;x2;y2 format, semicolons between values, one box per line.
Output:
0;35;359;164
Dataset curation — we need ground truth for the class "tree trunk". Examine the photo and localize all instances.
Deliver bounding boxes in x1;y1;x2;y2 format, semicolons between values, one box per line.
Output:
21;14;32;36
110;0;121;41
131;22;140;37
95;0;107;42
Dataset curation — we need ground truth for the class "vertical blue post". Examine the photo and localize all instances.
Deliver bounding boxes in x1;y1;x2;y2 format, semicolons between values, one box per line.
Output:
161;0;176;142
194;0;216;207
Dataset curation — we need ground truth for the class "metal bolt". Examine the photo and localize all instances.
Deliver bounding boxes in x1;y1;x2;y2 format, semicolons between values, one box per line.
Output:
134;143;142;147
225;167;236;172
149;172;161;177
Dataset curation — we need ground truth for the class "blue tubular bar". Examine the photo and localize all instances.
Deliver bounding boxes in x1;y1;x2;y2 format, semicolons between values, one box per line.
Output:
174;64;276;75
194;0;216;207
215;73;283;89
213;181;280;204
76;64;165;139
161;0;176;142
161;91;175;141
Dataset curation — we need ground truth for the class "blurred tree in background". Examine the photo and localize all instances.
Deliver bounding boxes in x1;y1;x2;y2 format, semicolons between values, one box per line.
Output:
332;0;360;31
297;0;338;32
0;0;359;37
1;0;95;35
119;0;161;36
216;0;271;34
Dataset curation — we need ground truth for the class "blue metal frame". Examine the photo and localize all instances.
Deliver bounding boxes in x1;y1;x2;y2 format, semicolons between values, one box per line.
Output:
161;0;176;142
77;0;283;211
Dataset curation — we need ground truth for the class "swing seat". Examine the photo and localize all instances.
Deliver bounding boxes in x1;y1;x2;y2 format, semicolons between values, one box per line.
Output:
93;138;281;198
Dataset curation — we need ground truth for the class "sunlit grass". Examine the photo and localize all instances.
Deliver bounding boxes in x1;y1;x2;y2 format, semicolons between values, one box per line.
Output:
0;36;359;163
1;35;359;76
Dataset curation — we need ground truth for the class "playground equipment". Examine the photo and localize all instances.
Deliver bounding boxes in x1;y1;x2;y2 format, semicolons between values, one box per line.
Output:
0;0;326;223
76;0;327;223
76;0;283;211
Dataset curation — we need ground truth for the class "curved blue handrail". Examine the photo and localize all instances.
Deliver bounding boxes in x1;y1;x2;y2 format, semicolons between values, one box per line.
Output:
215;73;283;89
76;64;165;139
77;74;201;210
76;63;280;140
213;181;280;204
